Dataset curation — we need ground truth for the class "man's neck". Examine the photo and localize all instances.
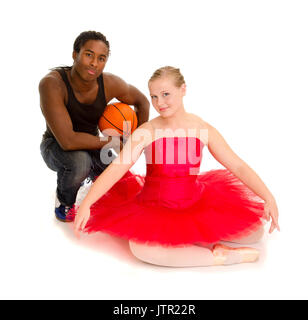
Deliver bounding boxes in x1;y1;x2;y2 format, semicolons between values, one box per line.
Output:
69;66;97;93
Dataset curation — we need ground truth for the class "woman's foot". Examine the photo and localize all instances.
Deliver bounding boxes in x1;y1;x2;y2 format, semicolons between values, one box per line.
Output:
212;243;259;265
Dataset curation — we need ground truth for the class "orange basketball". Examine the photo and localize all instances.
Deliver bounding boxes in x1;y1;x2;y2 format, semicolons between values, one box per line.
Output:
98;102;138;137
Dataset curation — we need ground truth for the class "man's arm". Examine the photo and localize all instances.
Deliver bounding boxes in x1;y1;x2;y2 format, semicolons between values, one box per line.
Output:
104;73;150;126
39;73;111;151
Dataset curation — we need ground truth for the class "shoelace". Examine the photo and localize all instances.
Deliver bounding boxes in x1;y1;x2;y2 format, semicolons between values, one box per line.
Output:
85;177;92;184
65;205;76;220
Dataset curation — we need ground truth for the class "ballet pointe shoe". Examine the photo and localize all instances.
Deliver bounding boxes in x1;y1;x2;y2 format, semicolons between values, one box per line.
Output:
212;243;259;265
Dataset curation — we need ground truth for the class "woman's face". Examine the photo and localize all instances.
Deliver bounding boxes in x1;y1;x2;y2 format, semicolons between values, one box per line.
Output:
148;76;186;118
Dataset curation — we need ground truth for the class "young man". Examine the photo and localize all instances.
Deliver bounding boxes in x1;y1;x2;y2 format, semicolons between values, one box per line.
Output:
39;31;150;222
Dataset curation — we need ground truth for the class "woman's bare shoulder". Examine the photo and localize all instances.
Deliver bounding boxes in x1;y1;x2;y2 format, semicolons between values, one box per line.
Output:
142;117;162;130
131;119;156;143
186;113;212;129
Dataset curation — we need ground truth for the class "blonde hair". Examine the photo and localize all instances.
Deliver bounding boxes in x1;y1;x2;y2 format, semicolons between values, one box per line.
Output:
149;66;185;88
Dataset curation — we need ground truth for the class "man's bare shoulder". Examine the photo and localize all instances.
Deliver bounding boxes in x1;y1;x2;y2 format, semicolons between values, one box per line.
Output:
102;72;121;83
102;72;131;102
102;72;127;89
39;70;66;96
102;72;123;86
39;69;68;107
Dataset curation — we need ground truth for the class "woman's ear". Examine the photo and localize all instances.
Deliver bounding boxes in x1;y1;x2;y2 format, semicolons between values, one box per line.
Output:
181;83;187;96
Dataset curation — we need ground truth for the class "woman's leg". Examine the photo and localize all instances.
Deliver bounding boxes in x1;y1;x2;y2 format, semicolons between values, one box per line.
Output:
129;241;259;267
223;225;265;244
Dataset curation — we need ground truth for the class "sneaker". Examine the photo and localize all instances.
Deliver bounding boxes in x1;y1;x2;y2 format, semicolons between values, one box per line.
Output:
55;197;75;222
80;176;92;187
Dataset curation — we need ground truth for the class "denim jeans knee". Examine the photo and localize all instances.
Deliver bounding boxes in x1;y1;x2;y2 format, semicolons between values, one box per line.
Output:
40;138;92;206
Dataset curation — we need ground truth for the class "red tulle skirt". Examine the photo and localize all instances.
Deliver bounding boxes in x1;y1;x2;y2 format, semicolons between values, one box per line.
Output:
81;170;265;246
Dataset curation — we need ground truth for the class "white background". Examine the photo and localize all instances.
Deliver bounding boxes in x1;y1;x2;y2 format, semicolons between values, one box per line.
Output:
0;0;307;299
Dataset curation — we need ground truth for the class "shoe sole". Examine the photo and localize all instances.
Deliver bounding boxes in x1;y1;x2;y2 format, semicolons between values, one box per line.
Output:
55;215;73;223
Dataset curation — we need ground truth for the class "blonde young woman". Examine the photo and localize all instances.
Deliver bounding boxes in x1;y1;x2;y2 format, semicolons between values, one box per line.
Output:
74;66;279;267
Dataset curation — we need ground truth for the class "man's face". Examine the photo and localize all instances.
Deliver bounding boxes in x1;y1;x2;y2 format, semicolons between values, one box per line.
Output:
73;40;109;80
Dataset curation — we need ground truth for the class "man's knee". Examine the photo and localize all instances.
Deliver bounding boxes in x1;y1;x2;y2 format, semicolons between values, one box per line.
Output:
69;151;92;182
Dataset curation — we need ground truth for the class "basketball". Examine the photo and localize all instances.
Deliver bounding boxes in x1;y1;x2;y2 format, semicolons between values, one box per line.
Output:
98;102;138;137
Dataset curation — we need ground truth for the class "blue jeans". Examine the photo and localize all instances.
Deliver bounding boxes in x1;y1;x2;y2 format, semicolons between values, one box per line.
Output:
40;137;115;206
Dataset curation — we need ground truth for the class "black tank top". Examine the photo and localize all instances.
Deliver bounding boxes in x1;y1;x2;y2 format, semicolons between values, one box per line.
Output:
42;66;107;140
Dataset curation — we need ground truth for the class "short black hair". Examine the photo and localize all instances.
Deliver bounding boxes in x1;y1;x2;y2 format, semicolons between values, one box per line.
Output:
73;31;110;55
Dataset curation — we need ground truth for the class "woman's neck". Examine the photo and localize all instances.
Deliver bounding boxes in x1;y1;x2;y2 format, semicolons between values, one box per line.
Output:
160;105;188;129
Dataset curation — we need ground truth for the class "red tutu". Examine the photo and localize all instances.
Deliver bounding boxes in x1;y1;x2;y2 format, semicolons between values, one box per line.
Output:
82;137;265;246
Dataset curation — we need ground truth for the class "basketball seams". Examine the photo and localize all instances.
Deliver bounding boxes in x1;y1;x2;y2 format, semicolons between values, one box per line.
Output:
99;102;137;136
101;113;124;133
111;103;129;135
130;105;136;133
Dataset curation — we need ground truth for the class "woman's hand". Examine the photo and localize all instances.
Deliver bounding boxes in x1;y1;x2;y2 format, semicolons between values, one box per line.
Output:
74;205;91;238
264;197;280;233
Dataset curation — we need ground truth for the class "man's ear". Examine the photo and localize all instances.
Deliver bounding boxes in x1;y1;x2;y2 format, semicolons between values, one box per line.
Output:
72;51;77;61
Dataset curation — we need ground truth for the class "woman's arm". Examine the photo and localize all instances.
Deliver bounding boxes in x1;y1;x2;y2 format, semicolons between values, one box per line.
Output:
74;122;152;237
206;122;280;233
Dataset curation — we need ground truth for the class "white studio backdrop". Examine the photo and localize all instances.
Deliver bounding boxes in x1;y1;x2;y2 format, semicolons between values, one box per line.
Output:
0;0;307;299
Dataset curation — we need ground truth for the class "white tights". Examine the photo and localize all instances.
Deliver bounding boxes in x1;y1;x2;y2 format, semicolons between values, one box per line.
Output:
129;227;264;267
